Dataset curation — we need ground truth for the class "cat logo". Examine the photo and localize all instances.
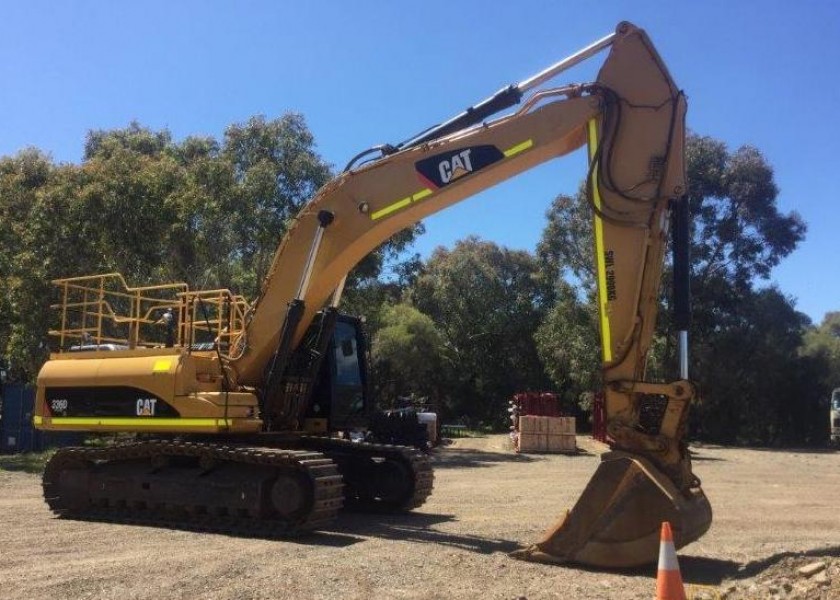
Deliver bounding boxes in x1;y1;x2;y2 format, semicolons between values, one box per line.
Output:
438;149;474;184
415;145;505;189
136;397;158;416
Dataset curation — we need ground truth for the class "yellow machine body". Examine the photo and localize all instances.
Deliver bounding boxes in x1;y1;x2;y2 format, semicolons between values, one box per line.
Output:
36;350;261;434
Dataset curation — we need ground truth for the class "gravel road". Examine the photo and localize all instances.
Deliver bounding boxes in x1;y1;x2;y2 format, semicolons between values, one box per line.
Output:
1;435;838;599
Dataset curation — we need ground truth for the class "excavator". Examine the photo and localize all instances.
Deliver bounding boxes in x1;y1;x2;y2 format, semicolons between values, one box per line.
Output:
34;21;711;568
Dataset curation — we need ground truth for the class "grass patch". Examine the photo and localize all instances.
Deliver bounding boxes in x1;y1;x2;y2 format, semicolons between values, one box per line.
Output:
440;425;496;439
0;450;56;474
460;429;491;438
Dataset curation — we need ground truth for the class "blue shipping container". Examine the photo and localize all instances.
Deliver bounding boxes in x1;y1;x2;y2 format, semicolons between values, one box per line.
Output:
1;384;38;452
0;384;83;453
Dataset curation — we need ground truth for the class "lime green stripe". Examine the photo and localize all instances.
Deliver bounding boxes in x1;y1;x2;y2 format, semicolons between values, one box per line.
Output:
371;188;434;221
412;188;433;201
371;196;412;221
504;139;534;158
587;119;612;362
37;416;232;428
371;139;531;223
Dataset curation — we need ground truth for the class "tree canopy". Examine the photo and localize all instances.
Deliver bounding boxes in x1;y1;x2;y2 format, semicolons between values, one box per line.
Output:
371;304;446;405
0;115;417;382
0;119;834;446
408;237;550;426
801;312;840;392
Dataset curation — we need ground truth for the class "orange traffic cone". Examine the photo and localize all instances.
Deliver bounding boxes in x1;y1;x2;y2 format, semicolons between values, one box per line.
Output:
656;521;686;600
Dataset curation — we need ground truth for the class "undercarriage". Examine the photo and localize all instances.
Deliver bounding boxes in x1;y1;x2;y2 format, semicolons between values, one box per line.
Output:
42;437;433;536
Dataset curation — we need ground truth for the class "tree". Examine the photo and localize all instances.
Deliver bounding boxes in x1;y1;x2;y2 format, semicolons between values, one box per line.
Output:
801;312;840;391
536;183;594;293
371;304;445;406
0;149;57;379
682;137;820;444
538;134;807;305
409;237;550;426
534;281;600;410
0;114;422;383
220;115;332;296
686;138;805;289
691;287;824;445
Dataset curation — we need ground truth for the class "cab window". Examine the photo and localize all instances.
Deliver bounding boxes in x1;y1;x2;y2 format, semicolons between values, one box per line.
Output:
334;321;362;387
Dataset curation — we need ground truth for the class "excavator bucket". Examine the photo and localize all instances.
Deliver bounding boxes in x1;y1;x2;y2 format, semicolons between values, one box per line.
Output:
511;451;712;569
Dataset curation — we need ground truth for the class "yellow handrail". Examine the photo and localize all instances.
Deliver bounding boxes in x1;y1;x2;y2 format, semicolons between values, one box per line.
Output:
49;272;250;356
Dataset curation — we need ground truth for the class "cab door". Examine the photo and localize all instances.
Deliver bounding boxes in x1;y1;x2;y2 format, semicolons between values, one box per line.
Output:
329;318;369;429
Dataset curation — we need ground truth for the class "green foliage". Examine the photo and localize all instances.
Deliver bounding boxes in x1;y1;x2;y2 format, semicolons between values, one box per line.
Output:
534;281;600;409
536;183;594;293
687;137;805;289
691;287;826;445
800;312;840;391
0;114;419;383
680;136;822;444
409;237;550;427
221;115;332;296
0;450;56;474
371;304;445;404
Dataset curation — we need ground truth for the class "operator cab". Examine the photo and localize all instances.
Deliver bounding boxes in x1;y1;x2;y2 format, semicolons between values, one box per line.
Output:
304;314;370;432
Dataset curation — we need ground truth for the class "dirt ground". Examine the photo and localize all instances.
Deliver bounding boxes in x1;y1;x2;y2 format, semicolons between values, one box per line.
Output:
1;435;838;600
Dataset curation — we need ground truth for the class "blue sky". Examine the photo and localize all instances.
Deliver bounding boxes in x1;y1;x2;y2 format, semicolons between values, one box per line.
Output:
2;2;838;323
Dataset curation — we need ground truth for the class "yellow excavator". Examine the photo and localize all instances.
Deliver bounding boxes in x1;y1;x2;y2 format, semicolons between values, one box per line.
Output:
34;22;711;568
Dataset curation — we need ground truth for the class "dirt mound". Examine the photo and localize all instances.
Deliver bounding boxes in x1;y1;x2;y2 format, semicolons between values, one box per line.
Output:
720;556;839;599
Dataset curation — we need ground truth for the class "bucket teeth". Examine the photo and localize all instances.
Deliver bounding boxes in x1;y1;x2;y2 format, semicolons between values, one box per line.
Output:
511;452;712;569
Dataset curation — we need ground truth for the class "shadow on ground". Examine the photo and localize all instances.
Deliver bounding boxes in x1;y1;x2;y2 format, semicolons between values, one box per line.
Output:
687;451;727;463
680;545;840;586
55;513;368;548
337;511;521;554
691;443;837;456
744;446;838;455
432;448;538;469
432;447;593;469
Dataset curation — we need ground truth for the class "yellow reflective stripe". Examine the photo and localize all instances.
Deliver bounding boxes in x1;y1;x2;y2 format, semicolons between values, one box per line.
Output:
503;139;534;158
33;415;43;426
412;188;433;201
152;359;172;372
45;417;233;428
371;196;412;221
371;188;434;221
587;119;612;362
371;138;532;223
372;139;532;222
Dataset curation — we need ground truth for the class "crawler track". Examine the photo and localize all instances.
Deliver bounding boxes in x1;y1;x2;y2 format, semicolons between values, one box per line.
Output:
42;437;433;537
42;440;343;536
293;437;434;512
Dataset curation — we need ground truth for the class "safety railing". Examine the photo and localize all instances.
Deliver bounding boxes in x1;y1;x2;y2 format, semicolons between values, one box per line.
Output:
49;273;249;355
178;288;251;354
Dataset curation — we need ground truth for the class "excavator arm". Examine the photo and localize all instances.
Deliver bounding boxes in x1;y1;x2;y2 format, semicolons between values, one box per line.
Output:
233;23;679;384
228;21;710;567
